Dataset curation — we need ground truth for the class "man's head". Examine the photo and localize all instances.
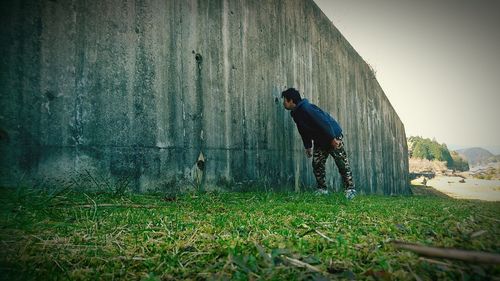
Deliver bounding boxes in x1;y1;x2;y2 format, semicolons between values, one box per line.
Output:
281;88;302;110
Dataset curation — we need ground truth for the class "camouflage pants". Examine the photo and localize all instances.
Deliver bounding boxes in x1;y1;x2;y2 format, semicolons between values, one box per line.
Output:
312;137;354;190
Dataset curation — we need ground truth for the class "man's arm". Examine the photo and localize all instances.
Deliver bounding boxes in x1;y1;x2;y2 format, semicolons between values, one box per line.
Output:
297;124;312;150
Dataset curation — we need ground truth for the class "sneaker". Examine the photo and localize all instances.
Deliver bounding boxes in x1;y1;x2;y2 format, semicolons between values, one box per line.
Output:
345;189;357;200
314;188;329;196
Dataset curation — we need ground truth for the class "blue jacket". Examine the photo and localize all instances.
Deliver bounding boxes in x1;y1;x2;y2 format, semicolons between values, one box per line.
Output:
290;99;342;149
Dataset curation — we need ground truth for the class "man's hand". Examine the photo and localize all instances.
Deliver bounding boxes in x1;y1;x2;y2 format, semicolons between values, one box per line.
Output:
305;148;313;158
331;138;342;149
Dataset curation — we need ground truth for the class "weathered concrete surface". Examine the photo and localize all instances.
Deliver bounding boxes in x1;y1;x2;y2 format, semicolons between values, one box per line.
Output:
0;0;410;194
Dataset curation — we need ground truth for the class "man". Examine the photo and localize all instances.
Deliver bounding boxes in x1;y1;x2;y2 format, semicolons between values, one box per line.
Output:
282;88;357;200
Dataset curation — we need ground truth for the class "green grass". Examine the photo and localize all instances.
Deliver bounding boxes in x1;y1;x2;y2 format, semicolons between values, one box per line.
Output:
0;186;499;280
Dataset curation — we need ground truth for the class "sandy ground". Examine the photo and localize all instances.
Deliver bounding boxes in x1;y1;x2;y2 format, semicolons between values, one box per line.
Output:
412;176;500;202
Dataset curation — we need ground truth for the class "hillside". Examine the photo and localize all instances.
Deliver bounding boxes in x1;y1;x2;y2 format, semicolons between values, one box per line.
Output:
456;147;496;167
407;136;469;172
408;143;500;179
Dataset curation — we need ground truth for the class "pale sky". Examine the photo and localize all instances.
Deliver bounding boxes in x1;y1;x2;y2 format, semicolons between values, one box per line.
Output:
313;0;500;152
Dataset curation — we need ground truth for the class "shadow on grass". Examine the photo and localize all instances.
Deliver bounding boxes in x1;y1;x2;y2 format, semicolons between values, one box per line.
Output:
410;184;452;199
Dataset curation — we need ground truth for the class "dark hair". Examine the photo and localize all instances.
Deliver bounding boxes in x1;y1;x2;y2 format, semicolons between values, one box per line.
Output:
281;88;302;104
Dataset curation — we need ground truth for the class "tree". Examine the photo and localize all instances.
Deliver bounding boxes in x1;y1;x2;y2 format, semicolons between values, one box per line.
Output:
407;136;455;167
450;151;469;171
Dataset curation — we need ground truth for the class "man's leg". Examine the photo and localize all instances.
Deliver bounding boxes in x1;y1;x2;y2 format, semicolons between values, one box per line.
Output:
312;147;329;190
330;140;355;190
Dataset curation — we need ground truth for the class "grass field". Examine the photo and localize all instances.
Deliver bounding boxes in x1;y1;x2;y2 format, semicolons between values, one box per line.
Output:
0;186;499;280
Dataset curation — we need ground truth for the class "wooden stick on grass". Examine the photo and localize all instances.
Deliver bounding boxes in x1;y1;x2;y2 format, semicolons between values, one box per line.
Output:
283;256;324;273
314;229;334;243
391;240;500;264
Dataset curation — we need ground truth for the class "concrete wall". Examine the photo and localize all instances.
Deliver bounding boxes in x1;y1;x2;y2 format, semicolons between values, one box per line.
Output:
0;0;410;194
